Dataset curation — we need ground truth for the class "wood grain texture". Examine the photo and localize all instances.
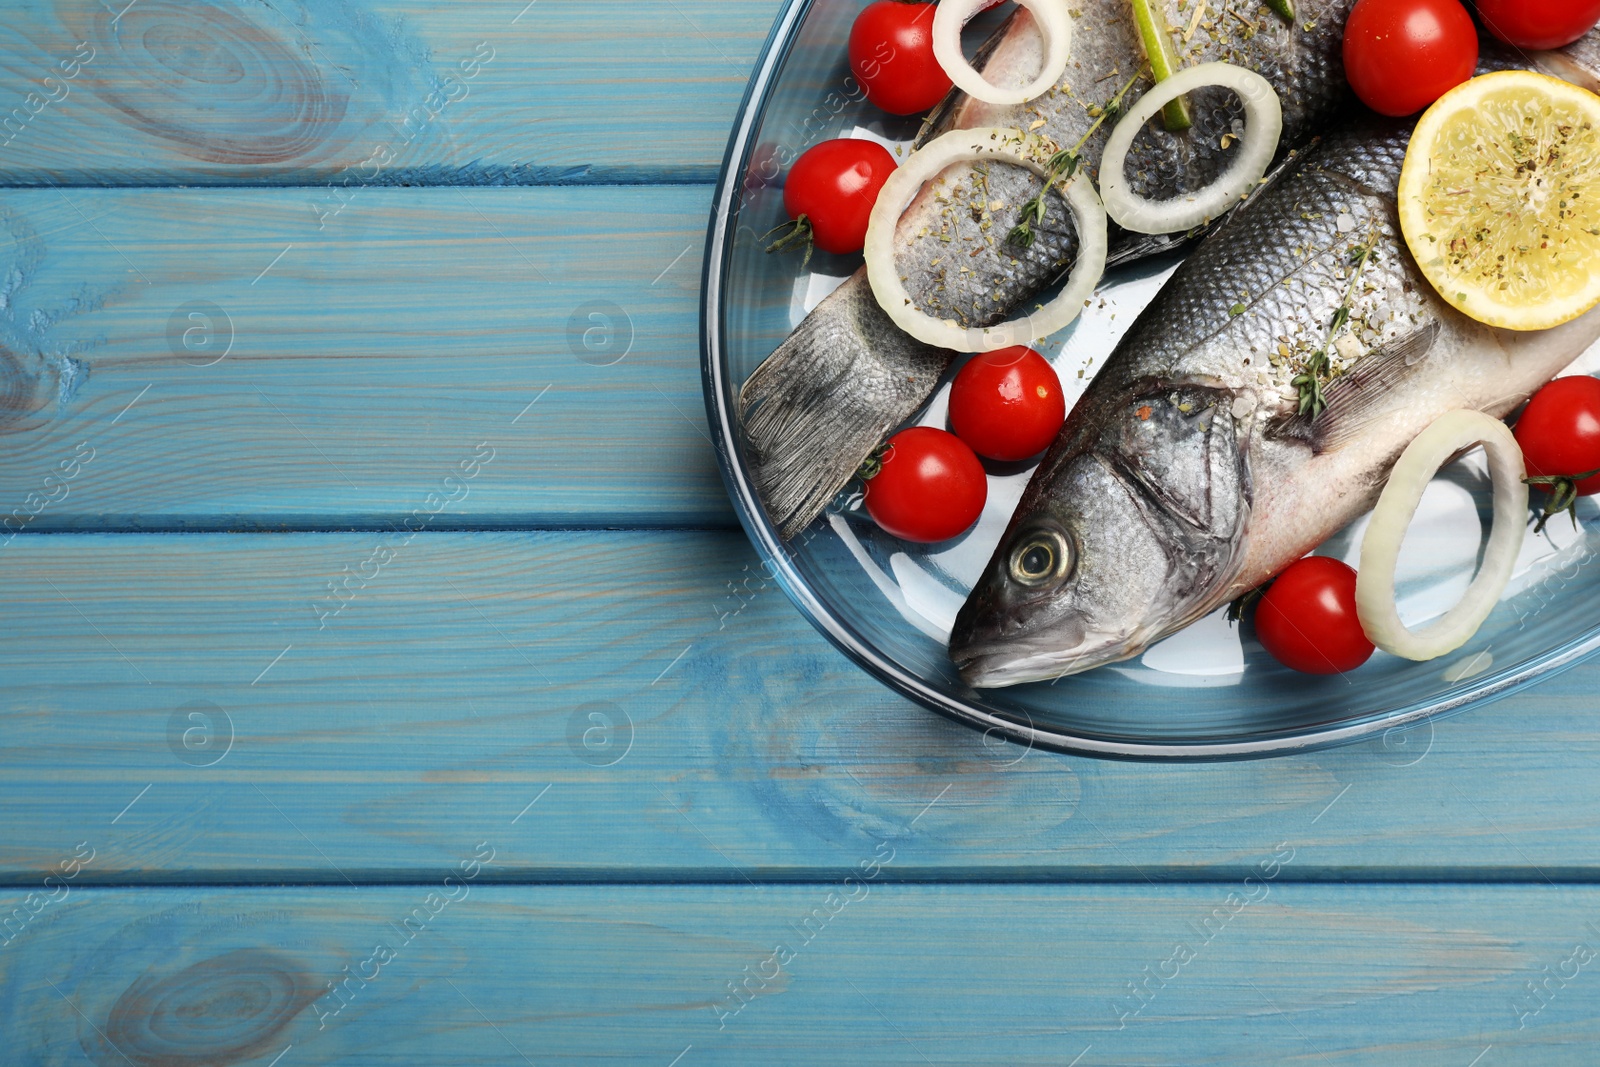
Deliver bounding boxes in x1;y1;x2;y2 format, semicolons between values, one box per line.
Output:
2;528;1599;883
1;2;1597;1061
0;883;1590;1065
0;186;734;528
0;0;780;185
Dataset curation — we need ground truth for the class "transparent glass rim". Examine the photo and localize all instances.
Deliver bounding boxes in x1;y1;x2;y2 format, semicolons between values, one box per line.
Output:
696;0;1600;761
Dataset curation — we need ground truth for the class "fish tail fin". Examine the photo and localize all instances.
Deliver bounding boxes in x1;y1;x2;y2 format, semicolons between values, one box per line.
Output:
737;275;952;539
739;351;882;540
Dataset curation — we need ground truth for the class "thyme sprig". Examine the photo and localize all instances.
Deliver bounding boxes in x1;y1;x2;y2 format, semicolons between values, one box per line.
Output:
1006;148;1078;249
1525;467;1600;533
1293;225;1380;418
1007;69;1144;249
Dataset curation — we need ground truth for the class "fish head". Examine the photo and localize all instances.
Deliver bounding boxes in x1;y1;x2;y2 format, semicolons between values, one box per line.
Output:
949;451;1181;686
951;386;1249;687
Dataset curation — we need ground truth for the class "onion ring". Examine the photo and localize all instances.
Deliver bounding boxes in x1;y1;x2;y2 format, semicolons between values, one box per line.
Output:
933;0;1072;106
863;127;1107;353
1355;410;1527;662
1098;62;1282;235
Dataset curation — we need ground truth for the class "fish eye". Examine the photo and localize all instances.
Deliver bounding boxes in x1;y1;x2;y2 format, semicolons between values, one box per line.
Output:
1008;528;1073;587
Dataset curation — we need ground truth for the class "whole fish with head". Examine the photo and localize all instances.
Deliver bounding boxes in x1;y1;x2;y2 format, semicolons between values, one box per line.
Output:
950;33;1600;687
741;0;1358;539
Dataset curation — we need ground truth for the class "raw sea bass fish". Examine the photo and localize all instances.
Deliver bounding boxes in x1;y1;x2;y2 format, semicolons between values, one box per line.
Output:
950;36;1600;688
741;0;1356;538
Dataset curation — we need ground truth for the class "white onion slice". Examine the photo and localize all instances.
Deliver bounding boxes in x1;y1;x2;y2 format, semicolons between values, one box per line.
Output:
1098;62;1282;235
1355;410;1527;662
863;127;1107;353
933;0;1072;106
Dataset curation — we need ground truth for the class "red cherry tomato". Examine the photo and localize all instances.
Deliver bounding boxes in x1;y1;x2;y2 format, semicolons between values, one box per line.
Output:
1254;557;1375;675
1515;376;1600;496
779;139;898;256
1342;0;1479;117
849;1;952;116
1476;0;1600;49
864;427;987;542
948;347;1067;461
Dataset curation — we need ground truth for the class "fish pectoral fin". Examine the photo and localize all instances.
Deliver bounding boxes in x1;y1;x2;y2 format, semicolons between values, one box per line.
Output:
1274;321;1443;454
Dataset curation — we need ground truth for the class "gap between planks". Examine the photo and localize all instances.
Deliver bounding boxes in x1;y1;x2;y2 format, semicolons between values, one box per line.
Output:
11;870;1600;889
0;171;725;190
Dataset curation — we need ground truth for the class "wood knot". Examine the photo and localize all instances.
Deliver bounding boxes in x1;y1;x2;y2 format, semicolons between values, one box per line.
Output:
0;344;39;431
77;0;349;164
89;948;318;1066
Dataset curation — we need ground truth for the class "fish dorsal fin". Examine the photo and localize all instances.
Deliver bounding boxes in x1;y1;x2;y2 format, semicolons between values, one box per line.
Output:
1275;321;1442;453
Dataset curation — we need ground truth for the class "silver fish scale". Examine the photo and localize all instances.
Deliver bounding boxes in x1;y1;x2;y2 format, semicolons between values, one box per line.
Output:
1573;31;1600;69
1121;85;1248;203
895;162;1081;329
1109;120;1430;405
894;0;1355;328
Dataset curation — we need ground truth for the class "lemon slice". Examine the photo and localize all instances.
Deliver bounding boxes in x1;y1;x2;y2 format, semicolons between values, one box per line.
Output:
1398;70;1600;332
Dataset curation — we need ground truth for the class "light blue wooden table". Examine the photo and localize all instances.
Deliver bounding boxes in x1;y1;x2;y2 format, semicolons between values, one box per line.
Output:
2;1;1598;1062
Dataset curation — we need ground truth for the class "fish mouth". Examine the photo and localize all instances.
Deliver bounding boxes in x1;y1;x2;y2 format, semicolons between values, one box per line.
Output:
953;630;1144;688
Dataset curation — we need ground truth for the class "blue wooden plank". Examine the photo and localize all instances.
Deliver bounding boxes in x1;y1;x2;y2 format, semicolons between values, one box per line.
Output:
0;883;1589;1064
2;528;1600;883
0;185;733;528
0;0;780;185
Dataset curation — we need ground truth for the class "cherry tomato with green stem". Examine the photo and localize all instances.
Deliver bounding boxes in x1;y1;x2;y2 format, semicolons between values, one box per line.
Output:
766;139;897;265
1342;0;1479;117
864;427;988;542
1253;556;1375;674
1514;376;1600;531
849;1;952;116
